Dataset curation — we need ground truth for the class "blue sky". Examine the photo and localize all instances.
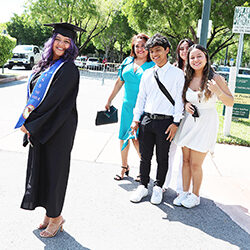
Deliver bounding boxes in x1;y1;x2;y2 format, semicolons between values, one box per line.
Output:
0;0;26;23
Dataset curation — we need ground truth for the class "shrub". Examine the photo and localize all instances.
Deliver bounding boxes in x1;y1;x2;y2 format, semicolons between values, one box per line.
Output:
0;34;16;67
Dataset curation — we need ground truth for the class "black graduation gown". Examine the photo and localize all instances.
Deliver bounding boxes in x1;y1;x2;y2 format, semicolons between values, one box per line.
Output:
20;61;79;218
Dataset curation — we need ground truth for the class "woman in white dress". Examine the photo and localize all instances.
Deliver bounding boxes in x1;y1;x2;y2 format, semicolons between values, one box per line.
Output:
163;38;193;193
173;44;234;208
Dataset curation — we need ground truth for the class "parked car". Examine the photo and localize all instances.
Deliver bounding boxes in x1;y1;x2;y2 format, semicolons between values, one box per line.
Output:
216;65;230;73
215;65;250;79
7;45;42;70
239;67;250;75
85;57;102;70
74;56;87;68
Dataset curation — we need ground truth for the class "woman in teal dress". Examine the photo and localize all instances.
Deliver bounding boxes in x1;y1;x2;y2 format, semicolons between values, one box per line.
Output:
105;33;154;180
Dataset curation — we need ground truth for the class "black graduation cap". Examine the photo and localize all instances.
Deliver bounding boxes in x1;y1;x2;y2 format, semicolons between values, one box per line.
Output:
44;22;86;41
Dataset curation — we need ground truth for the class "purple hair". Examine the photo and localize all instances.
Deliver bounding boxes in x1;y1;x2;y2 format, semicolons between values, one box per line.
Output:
33;33;79;72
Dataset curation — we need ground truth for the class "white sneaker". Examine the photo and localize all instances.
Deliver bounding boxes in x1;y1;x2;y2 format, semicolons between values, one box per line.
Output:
150;186;163;205
130;185;148;203
181;193;200;208
173;191;189;206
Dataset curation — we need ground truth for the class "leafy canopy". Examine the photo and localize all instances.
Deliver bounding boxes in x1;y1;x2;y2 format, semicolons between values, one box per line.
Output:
0;35;16;66
122;0;249;60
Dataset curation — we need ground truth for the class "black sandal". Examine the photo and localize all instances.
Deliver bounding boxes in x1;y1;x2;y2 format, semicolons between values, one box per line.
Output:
114;166;129;181
135;175;141;182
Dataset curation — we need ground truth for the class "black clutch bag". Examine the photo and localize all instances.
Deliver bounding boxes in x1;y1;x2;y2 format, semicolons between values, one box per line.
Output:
95;105;118;126
191;104;199;118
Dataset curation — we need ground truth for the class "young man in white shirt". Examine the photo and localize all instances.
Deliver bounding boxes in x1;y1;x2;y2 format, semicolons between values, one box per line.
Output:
130;33;185;205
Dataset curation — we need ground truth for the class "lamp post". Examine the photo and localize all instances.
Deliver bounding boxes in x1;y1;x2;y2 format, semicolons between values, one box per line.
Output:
199;0;211;48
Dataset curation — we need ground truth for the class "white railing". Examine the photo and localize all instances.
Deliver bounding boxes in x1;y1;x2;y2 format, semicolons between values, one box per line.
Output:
79;62;120;83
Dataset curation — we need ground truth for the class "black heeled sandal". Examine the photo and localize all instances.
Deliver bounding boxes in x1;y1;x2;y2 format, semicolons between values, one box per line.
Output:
135;174;141;182
114;166;129;181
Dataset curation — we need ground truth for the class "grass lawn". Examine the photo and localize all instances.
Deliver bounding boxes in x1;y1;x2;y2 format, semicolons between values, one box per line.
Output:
216;101;250;146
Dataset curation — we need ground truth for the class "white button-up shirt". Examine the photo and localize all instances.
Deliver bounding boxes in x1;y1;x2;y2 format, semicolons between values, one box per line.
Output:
133;62;185;123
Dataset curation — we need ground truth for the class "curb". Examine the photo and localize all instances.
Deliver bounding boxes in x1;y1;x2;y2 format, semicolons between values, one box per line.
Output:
0;75;27;84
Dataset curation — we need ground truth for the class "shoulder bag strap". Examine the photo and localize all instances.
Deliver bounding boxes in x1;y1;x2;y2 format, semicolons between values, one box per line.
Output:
153;70;175;106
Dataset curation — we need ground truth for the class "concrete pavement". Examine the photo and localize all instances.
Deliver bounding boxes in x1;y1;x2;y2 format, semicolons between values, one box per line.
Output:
0;74;27;83
0;74;250;249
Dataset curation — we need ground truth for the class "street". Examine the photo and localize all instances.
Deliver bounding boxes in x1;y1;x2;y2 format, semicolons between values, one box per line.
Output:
2;66;31;75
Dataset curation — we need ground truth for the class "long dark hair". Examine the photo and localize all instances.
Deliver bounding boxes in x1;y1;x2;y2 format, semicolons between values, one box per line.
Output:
130;33;151;62
33;33;79;72
183;44;213;102
176;38;194;70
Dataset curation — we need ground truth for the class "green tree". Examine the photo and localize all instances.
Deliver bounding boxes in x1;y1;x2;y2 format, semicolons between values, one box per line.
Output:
0;23;7;34
213;35;250;67
122;0;249;61
6;14;51;46
27;0;120;52
93;11;136;61
0;34;16;66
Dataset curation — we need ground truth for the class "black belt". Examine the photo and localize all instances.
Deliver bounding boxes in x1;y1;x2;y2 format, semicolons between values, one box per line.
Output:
145;112;173;120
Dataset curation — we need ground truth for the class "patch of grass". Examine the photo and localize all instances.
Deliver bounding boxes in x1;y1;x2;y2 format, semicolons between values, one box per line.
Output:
216;102;250;146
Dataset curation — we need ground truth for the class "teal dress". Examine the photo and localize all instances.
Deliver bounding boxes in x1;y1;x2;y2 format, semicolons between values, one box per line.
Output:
118;56;155;140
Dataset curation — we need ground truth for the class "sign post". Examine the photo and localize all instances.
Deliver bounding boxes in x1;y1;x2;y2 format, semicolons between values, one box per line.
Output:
223;67;236;136
232;77;250;119
223;6;250;136
235;33;244;74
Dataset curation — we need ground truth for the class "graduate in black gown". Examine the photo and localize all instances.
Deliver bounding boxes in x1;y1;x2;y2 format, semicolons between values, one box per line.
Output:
17;23;85;238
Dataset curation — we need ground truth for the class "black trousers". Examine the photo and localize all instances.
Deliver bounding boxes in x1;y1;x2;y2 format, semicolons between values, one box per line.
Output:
138;114;173;188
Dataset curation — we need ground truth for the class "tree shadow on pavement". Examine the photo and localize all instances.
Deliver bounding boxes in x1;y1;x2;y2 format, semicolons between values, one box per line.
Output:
118;177;155;192
158;188;250;249
115;176;134;188
33;229;90;250
118;178;158;204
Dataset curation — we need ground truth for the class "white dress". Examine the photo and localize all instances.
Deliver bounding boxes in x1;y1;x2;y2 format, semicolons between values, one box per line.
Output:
174;88;219;153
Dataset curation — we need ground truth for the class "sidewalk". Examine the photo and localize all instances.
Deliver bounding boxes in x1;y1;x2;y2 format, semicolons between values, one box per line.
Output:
0;148;249;250
0;76;249;249
0;74;27;83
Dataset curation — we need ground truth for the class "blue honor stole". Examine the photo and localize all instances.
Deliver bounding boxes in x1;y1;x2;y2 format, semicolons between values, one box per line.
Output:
14;59;65;129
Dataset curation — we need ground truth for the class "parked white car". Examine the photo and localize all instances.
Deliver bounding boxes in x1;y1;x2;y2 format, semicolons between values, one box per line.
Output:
7;45;42;70
74;56;87;68
85;57;102;70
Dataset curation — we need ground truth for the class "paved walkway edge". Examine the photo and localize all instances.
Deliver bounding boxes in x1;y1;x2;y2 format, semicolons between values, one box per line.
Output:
0;75;27;84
